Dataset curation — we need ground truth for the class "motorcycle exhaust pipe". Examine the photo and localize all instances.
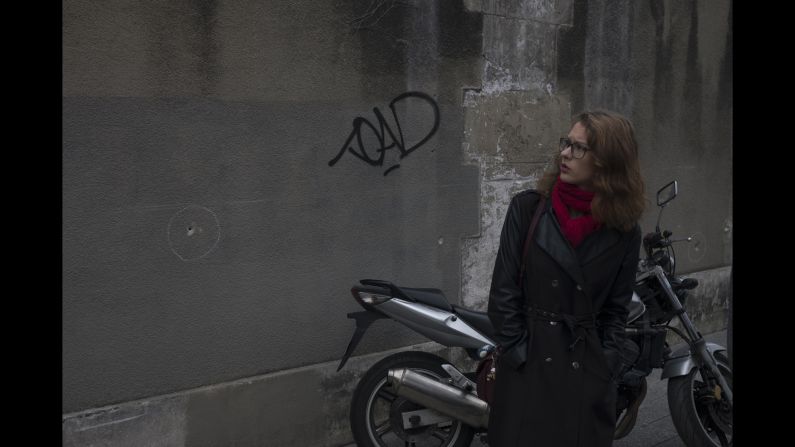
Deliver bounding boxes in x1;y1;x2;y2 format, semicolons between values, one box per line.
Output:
387;368;490;429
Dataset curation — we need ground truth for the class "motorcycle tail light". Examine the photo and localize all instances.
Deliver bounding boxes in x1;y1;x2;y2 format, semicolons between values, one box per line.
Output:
351;288;392;306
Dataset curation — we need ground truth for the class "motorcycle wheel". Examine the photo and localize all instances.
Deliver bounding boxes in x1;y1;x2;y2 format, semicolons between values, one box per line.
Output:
668;351;733;447
350;351;476;447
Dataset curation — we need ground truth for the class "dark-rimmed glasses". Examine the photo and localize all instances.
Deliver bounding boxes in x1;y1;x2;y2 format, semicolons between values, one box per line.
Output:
559;137;589;159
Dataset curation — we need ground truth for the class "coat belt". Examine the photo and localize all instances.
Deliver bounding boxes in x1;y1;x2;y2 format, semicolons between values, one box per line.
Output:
525;307;597;351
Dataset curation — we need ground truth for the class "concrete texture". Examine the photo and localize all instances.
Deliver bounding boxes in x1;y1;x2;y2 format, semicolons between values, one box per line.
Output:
63;0;731;445
461;93;570;309
63;0;481;414
461;0;732;317
63;340;468;447
666;266;731;345
558;0;733;275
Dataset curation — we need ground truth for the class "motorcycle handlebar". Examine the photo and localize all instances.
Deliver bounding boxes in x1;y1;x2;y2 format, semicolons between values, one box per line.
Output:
643;232;666;249
644;230;683;249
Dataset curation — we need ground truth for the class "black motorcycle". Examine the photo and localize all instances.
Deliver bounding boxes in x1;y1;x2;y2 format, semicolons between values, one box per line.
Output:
614;180;732;446
338;180;732;447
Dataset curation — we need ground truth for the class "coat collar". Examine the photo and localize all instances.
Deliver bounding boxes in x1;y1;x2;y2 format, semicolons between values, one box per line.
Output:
534;199;623;286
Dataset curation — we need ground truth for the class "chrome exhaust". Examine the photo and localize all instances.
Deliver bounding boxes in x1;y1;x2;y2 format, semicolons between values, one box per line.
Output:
387;368;490;429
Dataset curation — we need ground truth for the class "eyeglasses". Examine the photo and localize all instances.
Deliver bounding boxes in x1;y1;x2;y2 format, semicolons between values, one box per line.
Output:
559;137;590;159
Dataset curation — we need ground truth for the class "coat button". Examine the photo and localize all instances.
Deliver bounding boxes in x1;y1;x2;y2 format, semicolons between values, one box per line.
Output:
551;279;559;287
545;357;552;363
571;361;580;369
576;284;583;291
549;321;557;326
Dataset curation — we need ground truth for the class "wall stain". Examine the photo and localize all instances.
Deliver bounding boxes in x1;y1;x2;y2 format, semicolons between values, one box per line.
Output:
683;0;703;158
557;0;588;114
650;0;675;149
337;0;483;101
146;0;220;97
339;0;410;99
716;2;732;114
437;0;483;59
192;0;220;96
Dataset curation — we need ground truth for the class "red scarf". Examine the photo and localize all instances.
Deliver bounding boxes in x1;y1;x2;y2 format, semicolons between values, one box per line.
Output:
551;177;602;248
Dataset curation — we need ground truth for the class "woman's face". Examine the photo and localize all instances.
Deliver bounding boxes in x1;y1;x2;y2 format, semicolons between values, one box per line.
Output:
560;121;596;190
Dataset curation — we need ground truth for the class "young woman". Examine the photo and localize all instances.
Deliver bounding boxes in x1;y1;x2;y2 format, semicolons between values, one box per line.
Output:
487;110;646;446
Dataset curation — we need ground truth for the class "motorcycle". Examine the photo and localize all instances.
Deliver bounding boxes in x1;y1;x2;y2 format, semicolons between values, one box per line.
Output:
337;180;732;447
614;180;732;446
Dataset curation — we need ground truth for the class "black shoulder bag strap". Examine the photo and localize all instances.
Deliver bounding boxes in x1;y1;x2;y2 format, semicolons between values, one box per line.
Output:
518;194;546;285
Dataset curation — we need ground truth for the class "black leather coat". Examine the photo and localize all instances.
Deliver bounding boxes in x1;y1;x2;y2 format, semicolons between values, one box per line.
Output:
487;189;641;447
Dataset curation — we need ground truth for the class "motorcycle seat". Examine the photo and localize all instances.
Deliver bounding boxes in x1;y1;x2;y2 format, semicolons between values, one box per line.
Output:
451;305;496;340
399;287;453;312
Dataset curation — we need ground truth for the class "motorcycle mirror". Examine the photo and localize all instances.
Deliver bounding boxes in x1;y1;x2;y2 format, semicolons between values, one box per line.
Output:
655;180;678;233
656;180;678;207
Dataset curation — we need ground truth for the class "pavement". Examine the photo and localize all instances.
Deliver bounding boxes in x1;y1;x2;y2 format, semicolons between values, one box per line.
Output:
342;329;728;447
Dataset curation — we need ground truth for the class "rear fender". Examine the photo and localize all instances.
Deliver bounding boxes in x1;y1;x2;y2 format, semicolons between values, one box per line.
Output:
336;310;388;371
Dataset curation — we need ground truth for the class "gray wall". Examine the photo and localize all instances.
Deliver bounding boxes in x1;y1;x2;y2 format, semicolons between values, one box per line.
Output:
63;0;732;445
460;0;732;310
63;0;482;413
562;0;733;274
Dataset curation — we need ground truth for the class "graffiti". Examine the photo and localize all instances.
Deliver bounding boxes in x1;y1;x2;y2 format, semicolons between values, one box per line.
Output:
328;91;440;176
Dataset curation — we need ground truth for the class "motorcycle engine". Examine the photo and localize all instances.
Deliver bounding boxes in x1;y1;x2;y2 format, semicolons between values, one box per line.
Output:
620;338;641;367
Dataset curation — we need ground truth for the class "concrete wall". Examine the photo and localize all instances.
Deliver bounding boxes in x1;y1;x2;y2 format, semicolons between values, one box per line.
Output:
63;0;482;413
63;0;732;445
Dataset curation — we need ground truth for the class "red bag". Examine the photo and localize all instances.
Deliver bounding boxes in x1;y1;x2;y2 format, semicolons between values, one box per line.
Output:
475;351;498;405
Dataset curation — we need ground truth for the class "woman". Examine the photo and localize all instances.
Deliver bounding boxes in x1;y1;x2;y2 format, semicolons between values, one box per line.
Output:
487;110;646;446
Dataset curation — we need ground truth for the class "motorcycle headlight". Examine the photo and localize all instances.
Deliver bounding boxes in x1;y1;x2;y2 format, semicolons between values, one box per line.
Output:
652;251;675;271
357;292;392;305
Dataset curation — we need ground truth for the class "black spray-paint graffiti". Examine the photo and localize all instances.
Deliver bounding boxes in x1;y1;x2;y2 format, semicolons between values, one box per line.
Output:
328;91;440;176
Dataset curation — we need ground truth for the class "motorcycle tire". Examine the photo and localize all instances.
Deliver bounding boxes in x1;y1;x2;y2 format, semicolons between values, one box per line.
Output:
667;351;733;447
350;351;476;447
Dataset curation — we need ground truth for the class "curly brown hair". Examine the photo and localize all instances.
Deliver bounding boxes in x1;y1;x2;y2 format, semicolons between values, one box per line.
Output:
537;110;646;232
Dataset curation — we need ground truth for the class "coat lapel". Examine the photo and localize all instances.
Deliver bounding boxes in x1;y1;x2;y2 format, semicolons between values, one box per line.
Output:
534;207;587;287
577;226;623;266
534;200;625;286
